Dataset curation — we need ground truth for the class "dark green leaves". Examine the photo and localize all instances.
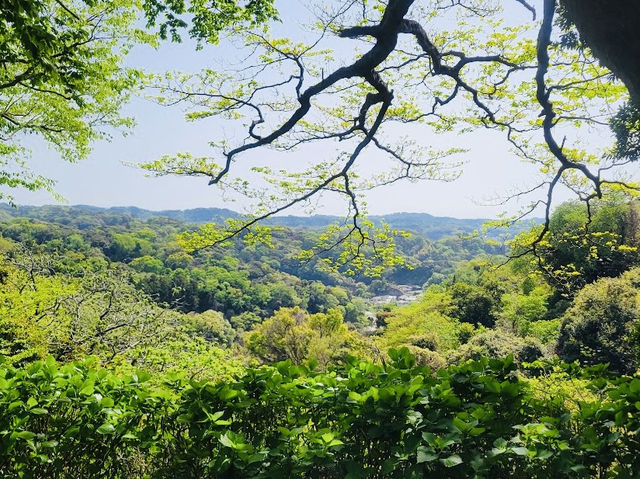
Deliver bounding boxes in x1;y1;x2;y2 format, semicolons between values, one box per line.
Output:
1;355;639;477
142;0;277;44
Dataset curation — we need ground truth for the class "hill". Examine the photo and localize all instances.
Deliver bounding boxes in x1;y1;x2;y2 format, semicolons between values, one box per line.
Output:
0;204;536;240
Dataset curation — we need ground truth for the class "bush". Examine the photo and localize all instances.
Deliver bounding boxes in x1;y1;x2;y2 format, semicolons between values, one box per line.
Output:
450;330;546;364
527;318;562;345
405;346;445;370
457;322;478;344
2;354;640;478
556;267;640;374
448;283;497;327
186;310;236;347
245;307;359;367
409;332;440;351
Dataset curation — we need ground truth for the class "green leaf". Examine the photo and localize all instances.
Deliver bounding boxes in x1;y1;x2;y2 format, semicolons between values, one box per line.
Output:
440;454;463;467
14;431;35;440
511;447;529;456
452;417;468;433
96;424;116;435
537;449;553;460
219;432;237;449
493;437;508;449
417;446;438;463
321;432;335;443
218;387;238;401
80;384;94;396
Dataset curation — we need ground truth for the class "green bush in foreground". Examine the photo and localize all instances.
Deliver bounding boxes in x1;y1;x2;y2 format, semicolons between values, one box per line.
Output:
0;352;639;478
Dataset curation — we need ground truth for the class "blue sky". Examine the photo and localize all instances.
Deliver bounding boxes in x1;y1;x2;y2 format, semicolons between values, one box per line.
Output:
10;0;580;219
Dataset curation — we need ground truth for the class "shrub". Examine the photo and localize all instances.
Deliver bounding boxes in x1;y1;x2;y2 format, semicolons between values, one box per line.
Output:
409;332;440;351
2;353;640;478
457;322;477;344
556;267;640;374
527;318;562;345
448;283;497;327
450;330;546;364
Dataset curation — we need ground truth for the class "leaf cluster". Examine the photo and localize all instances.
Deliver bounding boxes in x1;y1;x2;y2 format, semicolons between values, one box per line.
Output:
1;353;640;477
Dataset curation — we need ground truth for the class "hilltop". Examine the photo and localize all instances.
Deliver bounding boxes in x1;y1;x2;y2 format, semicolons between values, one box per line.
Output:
0;204;537;240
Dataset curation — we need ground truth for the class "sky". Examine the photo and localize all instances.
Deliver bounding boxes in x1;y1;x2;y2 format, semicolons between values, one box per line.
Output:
7;1;591;219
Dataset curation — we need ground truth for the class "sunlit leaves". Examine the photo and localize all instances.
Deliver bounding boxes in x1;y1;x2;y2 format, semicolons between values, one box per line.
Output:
296;220;409;278
138;152;222;178
0;0;148;200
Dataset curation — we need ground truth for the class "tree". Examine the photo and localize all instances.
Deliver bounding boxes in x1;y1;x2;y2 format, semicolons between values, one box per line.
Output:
514;198;640;296
245;307;357;367
0;0;143;200
0;0;276;201
140;0;638;269
0;248;179;364
451;329;545;365
556;267;640;374
498;288;550;336
185;310;235;347
448;283;497;328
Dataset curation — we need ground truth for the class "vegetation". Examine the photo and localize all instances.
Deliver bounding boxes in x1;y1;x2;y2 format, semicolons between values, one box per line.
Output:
2;353;640;478
0;197;639;476
0;0;276;200
3;0;640;477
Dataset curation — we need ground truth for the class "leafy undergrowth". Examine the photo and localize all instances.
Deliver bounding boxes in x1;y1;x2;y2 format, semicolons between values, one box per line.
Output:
0;351;639;478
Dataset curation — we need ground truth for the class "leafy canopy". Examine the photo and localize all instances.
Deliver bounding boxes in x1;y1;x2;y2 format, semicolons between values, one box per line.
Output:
0;0;277;201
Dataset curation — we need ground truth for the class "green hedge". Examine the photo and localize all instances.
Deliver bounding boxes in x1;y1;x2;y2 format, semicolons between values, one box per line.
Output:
1;352;639;478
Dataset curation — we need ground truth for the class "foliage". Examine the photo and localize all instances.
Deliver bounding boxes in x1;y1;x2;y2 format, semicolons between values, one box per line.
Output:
376;288;461;354
0;252;174;364
0;205;500;323
185;310;236;347
5;0;640;473
2;353;640;478
498;286;551;337
137;0;638;271
0;245;242;379
611;102;640;161
1;204;640;475
0;0;281;201
526;319;562;346
245;307;368;368
514;199;640;296
556;267;640;374
0;0;147;200
448;282;498;328
450;330;546;365
142;0;276;44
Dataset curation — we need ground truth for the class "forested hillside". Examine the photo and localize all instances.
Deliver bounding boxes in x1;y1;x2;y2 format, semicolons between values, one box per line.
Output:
0;204;505;297
2;199;640;477
0;204;533;240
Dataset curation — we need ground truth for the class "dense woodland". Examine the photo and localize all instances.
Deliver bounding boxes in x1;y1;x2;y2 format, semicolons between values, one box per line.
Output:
3;0;640;477
2;199;640;476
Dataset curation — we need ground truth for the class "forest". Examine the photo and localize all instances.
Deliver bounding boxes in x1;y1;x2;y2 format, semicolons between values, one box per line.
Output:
2;0;640;477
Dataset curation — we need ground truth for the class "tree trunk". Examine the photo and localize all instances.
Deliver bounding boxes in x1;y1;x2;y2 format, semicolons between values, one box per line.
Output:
561;0;640;105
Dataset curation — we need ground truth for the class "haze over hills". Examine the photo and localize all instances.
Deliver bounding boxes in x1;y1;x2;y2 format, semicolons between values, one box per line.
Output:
0;204;539;240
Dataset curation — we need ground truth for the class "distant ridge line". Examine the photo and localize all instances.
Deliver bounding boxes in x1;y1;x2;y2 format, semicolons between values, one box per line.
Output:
0;204;540;240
